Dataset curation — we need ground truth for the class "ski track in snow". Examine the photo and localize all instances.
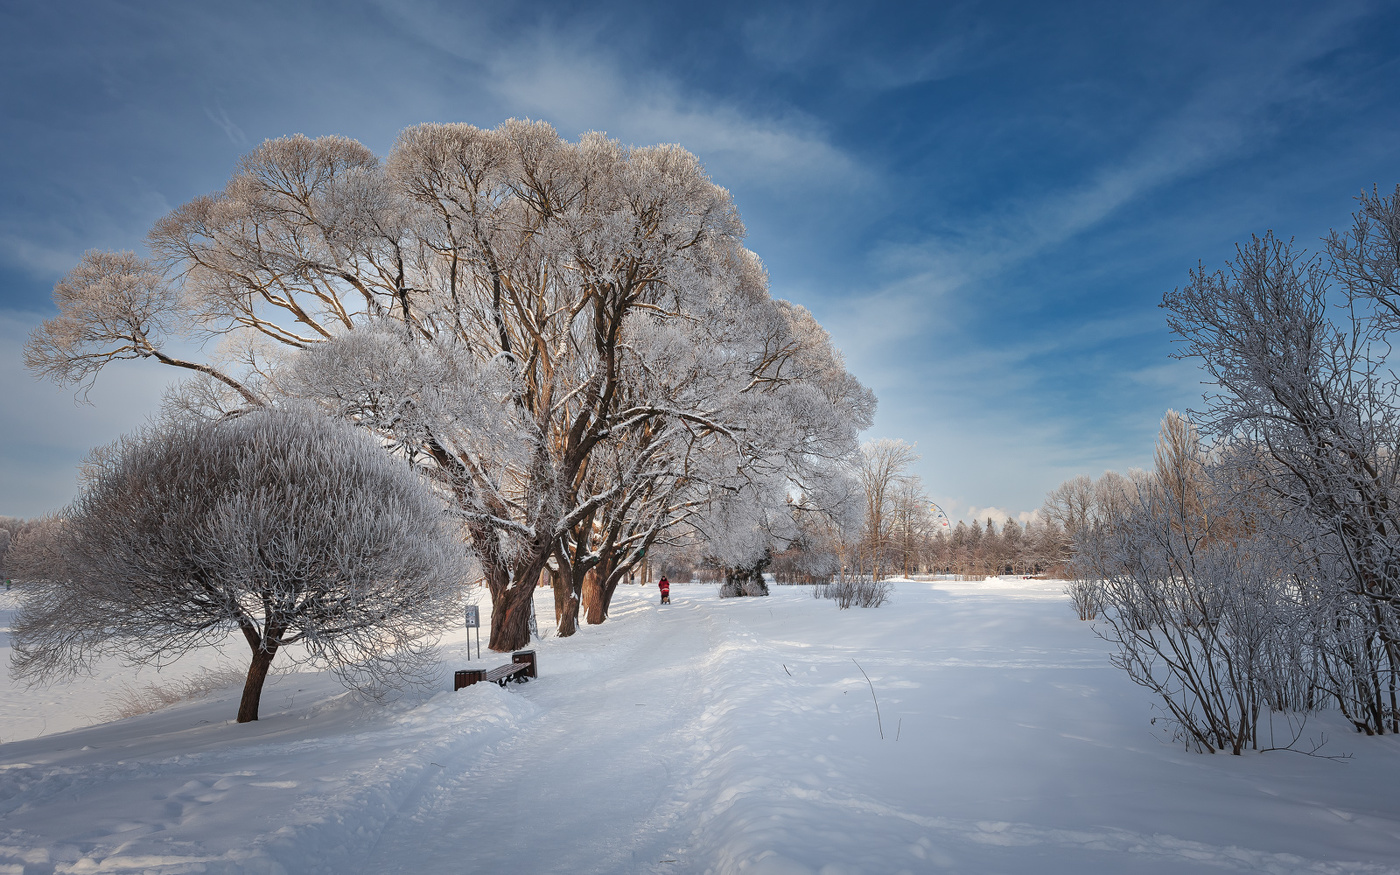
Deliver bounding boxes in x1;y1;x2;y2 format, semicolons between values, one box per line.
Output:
3;581;1400;874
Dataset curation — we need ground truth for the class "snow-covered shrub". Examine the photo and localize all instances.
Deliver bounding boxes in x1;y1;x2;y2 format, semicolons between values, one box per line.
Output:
100;665;257;721
1159;194;1400;737
1064;579;1101;621
720;579;769;598
10;406;470;723
815;578;893;609
1076;412;1324;754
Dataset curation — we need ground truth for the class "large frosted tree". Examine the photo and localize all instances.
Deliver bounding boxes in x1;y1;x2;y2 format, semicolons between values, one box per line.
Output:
27;121;873;650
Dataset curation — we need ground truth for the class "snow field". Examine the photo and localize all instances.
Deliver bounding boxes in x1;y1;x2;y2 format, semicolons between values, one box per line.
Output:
4;581;1400;874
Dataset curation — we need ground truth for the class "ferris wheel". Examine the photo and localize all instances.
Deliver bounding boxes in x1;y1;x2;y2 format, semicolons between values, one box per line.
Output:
930;502;951;531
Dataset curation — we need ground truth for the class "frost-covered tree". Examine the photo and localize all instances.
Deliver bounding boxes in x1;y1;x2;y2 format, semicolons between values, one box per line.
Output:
8;407;467;723
1001;519;1024;573
556;295;870;613
948;519;968;571
1042;474;1094;567
4;516;68;585
27;122;874;650
1056;186;1400;746
1163;190;1400;734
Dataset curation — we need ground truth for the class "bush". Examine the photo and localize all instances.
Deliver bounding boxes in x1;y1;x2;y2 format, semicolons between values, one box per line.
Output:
720;579;769;598
1064;579;1102;621
100;665;257;721
815;578;893;609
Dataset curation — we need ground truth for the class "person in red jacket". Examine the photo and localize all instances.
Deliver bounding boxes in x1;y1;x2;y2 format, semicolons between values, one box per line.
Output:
658;576;671;604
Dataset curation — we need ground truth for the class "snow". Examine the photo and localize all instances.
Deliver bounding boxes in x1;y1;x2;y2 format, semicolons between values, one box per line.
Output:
4;579;1400;874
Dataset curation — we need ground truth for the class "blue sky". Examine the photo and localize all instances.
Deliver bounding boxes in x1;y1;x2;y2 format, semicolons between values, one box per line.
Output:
2;0;1398;522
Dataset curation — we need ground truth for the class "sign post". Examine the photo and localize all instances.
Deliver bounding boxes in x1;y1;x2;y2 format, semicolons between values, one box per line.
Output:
465;605;480;660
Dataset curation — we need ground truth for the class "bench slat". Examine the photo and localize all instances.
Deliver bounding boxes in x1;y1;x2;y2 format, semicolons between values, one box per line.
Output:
483;663;527;683
454;650;538;690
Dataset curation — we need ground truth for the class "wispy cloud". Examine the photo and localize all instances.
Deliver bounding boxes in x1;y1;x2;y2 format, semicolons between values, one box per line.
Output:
828;4;1371;451
739;2;987;90
845;4;1370;338
492;46;861;189
375;1;865;193
0;234;78;279
204;101;248;147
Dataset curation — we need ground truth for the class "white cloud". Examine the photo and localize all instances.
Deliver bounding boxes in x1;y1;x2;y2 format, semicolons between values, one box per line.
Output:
962;505;1041;528
490;47;861;190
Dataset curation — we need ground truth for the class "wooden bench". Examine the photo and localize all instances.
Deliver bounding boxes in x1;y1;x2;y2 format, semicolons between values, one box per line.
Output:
454;650;537;690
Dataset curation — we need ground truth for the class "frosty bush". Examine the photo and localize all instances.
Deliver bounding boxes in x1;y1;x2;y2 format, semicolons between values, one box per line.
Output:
1064;580;1101;621
9;407;469;723
720;580;766;598
1162;189;1400;737
718;571;771;599
100;665;257;721
815;578;893;609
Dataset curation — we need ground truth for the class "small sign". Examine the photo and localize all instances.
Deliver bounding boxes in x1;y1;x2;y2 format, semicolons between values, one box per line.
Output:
465;605;480;629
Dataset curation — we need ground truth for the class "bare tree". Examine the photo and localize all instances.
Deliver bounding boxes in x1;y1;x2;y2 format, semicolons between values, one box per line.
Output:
1165;208;1400;735
1042;474;1095;565
889;477;934;577
1001;518;1024;573
4;516;68;584
1055;186;1400;748
1073;412;1284;753
857;439;919;581
8;407;468;723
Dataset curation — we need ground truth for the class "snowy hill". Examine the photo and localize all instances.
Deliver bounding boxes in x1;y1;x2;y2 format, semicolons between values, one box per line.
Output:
4;580;1400;874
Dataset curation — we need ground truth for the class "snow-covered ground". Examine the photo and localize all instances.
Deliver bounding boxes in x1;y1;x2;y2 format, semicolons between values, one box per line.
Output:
4;578;1400;874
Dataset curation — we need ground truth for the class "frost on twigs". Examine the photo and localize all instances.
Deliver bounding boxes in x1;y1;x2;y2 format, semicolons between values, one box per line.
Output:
28;121;875;652
1064;580;1101;621
815;578;893;609
1061;186;1400;752
9;406;471;723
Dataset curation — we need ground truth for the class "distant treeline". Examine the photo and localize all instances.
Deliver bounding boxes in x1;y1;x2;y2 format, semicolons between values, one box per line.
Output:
664;514;1071;583
767;515;1071;582
0;516;62;581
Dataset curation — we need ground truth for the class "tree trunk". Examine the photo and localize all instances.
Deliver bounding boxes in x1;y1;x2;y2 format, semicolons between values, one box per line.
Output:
553;566;579;638
582;571;604;624
595;573;623;623
489;582;535;651
237;645;278;724
584;567;610;625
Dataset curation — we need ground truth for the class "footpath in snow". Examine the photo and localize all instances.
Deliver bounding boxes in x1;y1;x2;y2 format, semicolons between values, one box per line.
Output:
4;579;1400;874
